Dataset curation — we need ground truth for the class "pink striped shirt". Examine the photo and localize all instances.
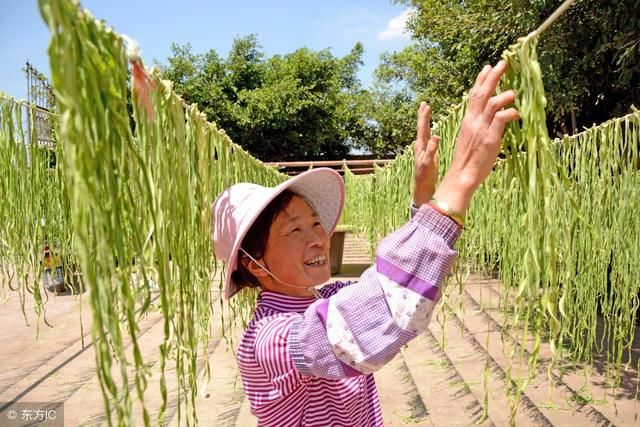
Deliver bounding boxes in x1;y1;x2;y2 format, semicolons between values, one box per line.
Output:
236;205;461;426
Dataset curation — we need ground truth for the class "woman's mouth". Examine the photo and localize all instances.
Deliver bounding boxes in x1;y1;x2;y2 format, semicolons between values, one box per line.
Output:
304;255;327;267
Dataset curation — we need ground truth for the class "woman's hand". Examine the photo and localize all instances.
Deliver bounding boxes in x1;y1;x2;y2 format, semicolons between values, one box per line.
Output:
433;61;520;216
413;102;440;207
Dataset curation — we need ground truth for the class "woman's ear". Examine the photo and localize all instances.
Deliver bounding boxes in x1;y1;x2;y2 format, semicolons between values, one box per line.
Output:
242;255;269;278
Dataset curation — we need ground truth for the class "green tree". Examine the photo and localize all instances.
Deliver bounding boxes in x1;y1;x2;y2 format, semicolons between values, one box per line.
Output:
349;84;417;157
379;0;639;136
157;37;368;161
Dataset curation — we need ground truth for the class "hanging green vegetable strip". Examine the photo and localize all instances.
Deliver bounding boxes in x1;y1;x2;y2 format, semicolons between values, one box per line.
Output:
342;34;640;418
552;112;640;392
38;1;286;424
41;1;150;423
0;94;73;329
0;97;44;320
342;166;372;254
134;85;213;425
132;73;285;421
494;35;574;415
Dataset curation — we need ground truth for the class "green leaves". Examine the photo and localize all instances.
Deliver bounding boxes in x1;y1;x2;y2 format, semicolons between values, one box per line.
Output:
157;37;366;161
384;0;640;136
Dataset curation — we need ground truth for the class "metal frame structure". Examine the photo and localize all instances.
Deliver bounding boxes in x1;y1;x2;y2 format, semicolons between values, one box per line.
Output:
25;61;56;149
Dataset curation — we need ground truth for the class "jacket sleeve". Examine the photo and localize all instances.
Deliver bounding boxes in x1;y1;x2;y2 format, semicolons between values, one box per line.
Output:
287;205;462;378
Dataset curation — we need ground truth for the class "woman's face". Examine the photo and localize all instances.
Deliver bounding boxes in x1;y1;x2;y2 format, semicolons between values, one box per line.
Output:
260;195;331;296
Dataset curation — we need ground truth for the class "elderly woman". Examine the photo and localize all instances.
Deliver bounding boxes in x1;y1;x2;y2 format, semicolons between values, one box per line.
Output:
211;61;518;426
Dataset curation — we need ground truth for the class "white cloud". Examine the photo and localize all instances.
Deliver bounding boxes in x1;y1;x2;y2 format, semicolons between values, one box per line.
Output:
377;8;413;41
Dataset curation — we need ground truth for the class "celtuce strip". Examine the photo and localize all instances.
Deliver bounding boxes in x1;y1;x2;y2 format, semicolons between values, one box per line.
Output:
0;94;75;331
37;0;285;425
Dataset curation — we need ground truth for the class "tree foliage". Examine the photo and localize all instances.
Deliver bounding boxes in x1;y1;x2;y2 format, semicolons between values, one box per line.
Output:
379;0;640;135
353;85;417;157
157;36;368;161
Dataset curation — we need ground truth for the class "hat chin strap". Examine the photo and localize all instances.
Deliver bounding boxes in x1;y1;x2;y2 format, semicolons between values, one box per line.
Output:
239;248;323;299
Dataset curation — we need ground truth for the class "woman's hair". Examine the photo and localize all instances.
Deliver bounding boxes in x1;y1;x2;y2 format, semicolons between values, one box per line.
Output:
232;189;296;290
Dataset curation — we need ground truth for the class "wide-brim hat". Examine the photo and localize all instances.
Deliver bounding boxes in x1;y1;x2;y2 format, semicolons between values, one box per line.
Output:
211;168;345;299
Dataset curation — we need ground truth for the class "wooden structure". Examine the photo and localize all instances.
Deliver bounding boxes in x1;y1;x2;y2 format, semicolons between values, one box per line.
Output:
264;158;393;176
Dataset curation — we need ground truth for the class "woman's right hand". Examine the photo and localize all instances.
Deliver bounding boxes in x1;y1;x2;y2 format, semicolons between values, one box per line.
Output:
432;61;520;216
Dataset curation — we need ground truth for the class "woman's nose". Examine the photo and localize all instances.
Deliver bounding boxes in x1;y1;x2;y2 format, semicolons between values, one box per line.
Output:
306;228;326;247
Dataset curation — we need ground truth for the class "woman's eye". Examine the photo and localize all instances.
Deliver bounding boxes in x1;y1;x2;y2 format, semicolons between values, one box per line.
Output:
313;222;322;227
289;227;301;234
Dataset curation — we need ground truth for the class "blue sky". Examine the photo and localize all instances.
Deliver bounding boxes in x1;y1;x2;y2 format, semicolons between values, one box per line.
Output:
1;0;413;101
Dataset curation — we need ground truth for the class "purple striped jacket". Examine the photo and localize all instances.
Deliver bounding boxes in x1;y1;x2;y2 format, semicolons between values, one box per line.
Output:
236;205;461;426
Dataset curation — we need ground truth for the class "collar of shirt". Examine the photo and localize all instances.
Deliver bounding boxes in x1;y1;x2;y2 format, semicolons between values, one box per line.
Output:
256;290;317;314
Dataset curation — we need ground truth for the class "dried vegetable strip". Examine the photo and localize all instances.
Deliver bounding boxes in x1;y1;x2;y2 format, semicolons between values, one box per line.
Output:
36;0;286;424
0;94;75;330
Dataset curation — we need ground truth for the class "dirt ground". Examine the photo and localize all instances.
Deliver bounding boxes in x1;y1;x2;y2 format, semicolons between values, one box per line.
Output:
1;233;638;426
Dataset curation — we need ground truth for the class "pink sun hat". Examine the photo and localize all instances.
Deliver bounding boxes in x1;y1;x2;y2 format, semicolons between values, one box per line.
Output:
211;168;345;299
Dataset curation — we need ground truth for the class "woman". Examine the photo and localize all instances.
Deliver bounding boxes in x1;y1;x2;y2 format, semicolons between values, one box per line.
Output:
211;61;518;426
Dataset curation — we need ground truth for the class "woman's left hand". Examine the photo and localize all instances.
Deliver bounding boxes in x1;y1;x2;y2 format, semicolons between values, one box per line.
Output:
413;101;440;207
